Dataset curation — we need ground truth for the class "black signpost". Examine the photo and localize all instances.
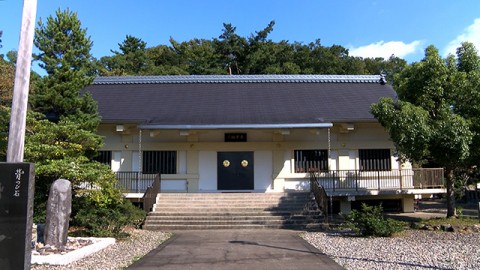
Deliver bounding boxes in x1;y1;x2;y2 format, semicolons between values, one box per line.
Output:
0;163;35;270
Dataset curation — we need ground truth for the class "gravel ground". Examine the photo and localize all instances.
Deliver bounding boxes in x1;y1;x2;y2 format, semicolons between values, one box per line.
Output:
31;230;171;270
301;230;480;270
30;227;480;270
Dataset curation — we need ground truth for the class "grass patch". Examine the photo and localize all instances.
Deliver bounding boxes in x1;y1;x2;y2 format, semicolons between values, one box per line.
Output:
420;217;479;227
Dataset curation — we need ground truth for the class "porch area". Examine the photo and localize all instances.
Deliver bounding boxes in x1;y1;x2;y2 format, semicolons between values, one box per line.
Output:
306;168;444;194
115;168;445;194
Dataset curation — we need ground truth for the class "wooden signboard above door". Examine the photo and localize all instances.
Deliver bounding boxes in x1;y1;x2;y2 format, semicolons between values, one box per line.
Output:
225;133;247;142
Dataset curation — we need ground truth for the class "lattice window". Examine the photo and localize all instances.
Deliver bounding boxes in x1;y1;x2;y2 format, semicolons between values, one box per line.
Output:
142;151;177;174
294;149;328;173
359;149;391;171
93;151;112;168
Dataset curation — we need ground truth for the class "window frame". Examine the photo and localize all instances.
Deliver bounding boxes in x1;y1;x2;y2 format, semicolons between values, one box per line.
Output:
142;150;177;174
358;149;391;171
294;149;328;173
93;151;112;168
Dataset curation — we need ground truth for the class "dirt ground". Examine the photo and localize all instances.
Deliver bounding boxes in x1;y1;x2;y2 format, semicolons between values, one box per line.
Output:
417;199;480;218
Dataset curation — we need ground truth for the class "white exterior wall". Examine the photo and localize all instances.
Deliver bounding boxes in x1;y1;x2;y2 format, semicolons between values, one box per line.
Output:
198;151;216;191
98;123;401;193
254;151;273;191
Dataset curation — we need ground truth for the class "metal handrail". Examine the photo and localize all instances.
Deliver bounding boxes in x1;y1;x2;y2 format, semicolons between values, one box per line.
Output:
310;170;329;219
143;174;161;212
115;171;157;193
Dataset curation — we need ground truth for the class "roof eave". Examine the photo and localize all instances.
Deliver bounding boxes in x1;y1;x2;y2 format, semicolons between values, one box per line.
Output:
137;123;334;130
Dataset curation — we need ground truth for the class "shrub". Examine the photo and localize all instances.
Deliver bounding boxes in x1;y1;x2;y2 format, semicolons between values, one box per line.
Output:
344;203;406;237
74;199;145;237
71;168;146;237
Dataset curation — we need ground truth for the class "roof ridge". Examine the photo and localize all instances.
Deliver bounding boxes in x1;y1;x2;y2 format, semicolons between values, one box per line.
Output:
92;74;384;85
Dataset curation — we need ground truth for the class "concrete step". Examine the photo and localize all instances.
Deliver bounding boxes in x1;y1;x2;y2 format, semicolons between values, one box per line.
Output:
143;223;328;230
147;211;321;216
143;192;325;230
145;214;323;221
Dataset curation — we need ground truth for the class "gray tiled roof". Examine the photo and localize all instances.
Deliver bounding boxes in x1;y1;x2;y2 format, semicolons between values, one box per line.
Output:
84;75;396;127
93;74;384;85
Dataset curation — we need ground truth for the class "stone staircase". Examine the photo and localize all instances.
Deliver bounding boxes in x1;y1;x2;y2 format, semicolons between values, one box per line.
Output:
143;192;326;230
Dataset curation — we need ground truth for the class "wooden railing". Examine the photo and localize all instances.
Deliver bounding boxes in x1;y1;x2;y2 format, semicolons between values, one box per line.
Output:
309;168;444;191
115;168;444;194
143;174;161;212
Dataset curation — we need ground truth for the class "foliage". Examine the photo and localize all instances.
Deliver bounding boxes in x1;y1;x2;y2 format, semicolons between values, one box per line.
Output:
74;198;146;237
0;57;40;161
104;35;148;75
72;167;145;237
0;57;13;160
0;106;9;161
24;111;103;222
371;44;479;217
0;58;14;106
24;110;146;235
93;20;405;77
33;8;97;130
27;9;143;236
419;217;479;227
344;204;406;237
371;98;432;163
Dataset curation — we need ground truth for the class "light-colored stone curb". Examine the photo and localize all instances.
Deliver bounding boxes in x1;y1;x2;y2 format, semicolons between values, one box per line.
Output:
31;237;115;265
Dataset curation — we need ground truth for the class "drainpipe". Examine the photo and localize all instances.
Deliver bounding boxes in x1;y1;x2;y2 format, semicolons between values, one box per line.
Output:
327;128;331;170
138;128;142;173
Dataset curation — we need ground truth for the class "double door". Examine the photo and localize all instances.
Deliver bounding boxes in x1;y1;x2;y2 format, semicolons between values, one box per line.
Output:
217;152;254;190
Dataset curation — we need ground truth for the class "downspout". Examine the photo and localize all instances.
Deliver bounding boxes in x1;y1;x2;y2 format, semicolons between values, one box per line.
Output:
327;127;333;220
327;127;331;170
139;128;142;173
137;128;143;193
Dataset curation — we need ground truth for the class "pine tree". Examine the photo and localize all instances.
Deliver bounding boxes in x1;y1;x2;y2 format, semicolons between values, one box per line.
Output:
32;8;98;130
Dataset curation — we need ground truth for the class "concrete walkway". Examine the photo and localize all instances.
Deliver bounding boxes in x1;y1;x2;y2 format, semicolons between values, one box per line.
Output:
127;229;345;270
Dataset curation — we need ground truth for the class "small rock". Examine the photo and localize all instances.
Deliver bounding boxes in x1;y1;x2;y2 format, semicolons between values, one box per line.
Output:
441;224;454;232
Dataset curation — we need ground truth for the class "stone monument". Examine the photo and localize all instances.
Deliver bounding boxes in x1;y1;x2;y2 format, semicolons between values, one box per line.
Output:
0;163;35;270
44;179;72;250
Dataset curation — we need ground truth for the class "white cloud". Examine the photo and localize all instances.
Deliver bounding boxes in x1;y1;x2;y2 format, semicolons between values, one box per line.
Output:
349;40;423;59
443;18;480;57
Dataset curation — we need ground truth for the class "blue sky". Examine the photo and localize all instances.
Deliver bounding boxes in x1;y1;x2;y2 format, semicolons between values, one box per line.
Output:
1;0;480;67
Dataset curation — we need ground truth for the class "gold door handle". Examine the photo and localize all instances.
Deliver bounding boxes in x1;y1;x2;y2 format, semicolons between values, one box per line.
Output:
223;160;230;167
241;160;248;167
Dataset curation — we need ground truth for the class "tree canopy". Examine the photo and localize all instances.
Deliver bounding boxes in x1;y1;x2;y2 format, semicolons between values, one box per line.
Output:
94;20;407;77
23;9;143;228
371;43;480;217
32;8;98;130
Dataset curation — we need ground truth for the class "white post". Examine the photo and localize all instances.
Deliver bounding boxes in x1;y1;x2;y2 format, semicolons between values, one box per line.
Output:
7;0;38;162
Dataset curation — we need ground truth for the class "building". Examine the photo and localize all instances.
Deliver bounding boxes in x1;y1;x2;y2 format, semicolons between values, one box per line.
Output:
84;74;445;213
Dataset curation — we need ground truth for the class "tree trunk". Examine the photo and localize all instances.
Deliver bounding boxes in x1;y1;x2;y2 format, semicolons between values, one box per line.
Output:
445;167;457;218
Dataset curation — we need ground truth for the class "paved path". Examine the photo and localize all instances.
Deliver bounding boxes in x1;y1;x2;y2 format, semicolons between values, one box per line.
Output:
127;229;345;270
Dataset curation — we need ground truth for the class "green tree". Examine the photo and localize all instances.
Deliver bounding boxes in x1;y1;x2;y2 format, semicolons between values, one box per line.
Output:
0;57;14;106
171;38;224;74
0;57;15;160
29;9;145;233
111;35;148;74
31;8;101;216
32;8;98;130
24;112;104;220
144;44;187;75
371;45;475;217
450;42;480;186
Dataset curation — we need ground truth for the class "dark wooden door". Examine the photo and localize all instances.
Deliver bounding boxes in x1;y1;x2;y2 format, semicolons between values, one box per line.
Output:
217;152;254;190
